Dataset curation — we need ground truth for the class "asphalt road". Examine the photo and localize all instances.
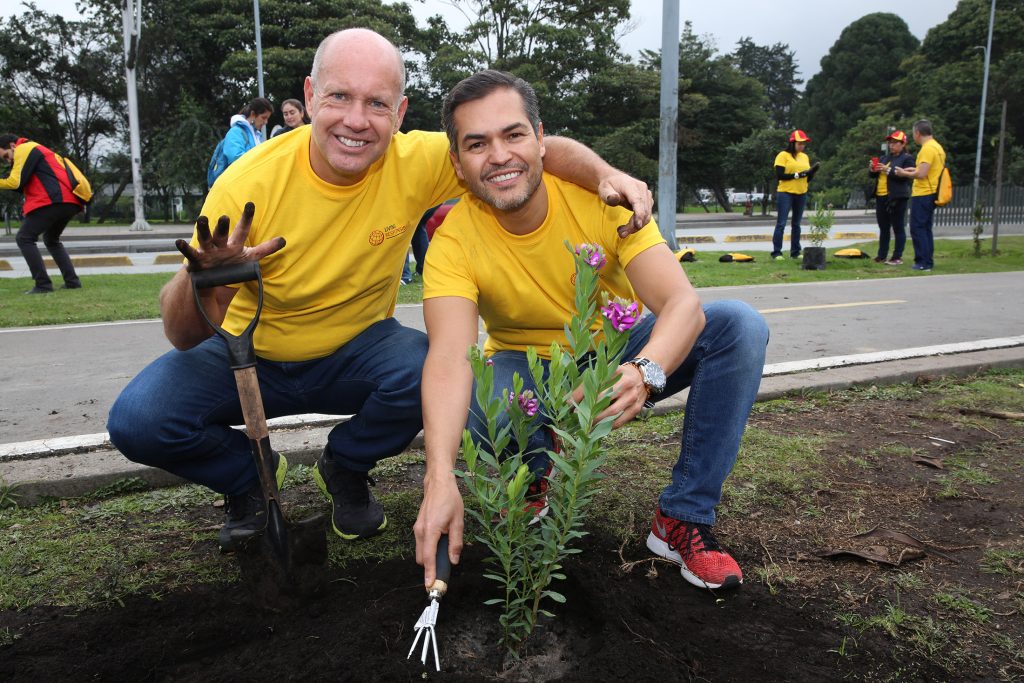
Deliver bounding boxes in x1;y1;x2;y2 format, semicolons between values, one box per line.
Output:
1;271;1021;444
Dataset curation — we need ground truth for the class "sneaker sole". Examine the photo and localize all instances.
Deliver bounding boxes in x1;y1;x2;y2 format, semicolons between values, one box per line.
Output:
646;532;742;590
312;465;387;540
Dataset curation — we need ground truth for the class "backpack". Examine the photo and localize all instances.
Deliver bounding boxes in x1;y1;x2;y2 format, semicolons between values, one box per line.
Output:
58;154;93;204
935;167;953;207
206;137;229;189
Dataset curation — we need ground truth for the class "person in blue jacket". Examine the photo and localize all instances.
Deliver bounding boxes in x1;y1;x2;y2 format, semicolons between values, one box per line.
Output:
207;98;274;188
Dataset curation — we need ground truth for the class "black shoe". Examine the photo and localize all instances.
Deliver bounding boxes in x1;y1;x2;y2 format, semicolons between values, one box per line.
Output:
25;287;53;294
61;283;82;289
218;451;288;552
313;450;386;540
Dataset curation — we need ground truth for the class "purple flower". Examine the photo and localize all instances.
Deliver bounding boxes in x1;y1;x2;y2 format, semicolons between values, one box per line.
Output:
507;389;539;417
485;359;494;366
575;243;606;270
601;299;639;332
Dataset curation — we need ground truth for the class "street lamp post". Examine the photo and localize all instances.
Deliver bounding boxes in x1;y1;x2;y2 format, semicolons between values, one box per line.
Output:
122;0;150;231
972;0;996;214
253;0;266;139
657;0;679;250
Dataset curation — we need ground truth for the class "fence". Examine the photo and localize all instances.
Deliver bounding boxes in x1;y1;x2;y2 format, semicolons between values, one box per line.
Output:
934;184;1024;228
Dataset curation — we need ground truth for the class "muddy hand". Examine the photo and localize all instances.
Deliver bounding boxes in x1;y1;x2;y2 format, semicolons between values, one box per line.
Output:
176;202;286;273
598;173;653;238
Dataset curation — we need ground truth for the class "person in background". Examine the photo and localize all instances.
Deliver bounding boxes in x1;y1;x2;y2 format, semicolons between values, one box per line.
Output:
223;97;274;165
401;199;456;284
770;130;819;260
271;99;310;138
869;130;914;265
0;134;84;294
414;70;768;593
894;119;945;272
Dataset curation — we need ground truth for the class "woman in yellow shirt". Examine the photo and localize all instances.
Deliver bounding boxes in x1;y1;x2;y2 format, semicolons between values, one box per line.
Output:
771;130;820;260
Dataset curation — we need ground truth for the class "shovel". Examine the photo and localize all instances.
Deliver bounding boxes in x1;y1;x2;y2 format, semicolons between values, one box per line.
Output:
407;534;451;671
191;262;326;593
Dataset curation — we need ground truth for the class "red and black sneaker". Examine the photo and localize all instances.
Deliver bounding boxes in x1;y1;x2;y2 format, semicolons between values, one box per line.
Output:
646;508;743;589
525;462;552;524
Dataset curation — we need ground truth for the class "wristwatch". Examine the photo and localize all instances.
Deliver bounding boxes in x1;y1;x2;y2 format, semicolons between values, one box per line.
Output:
625;357;666;404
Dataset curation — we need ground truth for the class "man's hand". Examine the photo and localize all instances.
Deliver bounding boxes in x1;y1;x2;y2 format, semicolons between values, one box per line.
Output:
175;202;286;272
414;473;464;588
598;173;654;238
571;362;648;429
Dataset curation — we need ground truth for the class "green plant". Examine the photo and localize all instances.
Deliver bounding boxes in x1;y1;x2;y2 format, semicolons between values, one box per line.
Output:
807;194;835;248
0;477;21;509
456;242;632;656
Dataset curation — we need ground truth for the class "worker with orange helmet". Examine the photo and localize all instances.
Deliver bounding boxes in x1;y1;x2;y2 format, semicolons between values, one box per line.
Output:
770;129;820;260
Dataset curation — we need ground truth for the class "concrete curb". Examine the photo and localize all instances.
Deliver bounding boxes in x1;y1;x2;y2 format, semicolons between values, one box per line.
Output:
2;345;1022;505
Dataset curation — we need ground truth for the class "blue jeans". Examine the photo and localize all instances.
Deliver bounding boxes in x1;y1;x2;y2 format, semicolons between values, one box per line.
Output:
107;318;427;495
875;196;908;260
772;192;807;257
467;300;768;525
910;195;936;268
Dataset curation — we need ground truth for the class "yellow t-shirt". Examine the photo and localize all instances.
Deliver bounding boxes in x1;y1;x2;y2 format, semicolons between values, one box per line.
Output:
876;170;888;197
912;138;945;197
197;128;464;361
424;174;665;358
774;151;810;195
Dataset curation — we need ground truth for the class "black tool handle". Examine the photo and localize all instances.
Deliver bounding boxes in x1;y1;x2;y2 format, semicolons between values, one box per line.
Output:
429;534;450;596
191;261;260;289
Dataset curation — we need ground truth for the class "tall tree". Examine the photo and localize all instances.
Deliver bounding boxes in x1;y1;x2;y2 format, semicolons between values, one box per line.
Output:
725;128;789;215
731;38;802;130
795;13;918;159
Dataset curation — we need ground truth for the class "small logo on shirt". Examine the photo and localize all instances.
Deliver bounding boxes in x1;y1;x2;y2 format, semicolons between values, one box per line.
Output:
368;223;408;246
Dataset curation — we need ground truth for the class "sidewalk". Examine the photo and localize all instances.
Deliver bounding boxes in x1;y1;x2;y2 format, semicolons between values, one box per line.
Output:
2;344;1022;504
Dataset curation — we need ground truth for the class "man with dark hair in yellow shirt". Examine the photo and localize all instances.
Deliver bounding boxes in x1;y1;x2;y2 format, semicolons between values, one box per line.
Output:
107;30;654;554
414;70;768;592
894;119;945;271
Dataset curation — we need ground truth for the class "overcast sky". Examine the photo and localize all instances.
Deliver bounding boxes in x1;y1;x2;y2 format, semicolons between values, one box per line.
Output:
3;0;962;81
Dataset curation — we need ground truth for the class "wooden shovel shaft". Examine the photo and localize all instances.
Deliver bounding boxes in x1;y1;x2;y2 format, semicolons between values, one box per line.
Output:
233;366;281;505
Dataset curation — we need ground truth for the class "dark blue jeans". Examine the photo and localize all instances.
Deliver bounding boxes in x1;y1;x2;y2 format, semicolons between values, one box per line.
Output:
772;192;807;257
876;196;908;260
107;317;427;495
467;300;769;526
910;195;936;268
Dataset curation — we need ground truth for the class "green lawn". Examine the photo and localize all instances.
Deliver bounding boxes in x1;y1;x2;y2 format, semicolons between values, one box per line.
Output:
0;236;1020;328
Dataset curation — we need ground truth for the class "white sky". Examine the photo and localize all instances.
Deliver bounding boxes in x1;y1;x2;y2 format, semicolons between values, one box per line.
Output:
3;0;961;81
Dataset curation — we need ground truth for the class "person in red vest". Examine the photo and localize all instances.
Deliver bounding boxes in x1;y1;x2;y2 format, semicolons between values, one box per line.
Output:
0;134;84;293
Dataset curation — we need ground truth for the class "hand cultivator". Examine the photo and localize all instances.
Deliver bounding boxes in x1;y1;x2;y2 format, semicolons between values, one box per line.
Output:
407;535;451;671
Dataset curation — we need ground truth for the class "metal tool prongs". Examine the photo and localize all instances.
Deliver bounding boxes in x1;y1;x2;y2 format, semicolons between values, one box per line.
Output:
407;534;451;671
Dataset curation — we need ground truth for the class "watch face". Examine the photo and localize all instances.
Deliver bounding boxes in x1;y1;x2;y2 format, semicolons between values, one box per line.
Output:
643;362;667;393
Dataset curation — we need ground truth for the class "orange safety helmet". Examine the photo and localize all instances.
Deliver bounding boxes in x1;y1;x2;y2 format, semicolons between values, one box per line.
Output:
789;129;811;143
886;130;907;143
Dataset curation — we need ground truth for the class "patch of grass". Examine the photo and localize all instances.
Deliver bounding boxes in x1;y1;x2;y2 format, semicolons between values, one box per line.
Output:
935;374;1024;414
323;489;420;569
934;592;992;624
0;476;21;509
723;427;828;512
980;547;1024;576
683;236;1024;289
838;602;959;664
890;572;925;592
0;273;173;327
370;452;426;479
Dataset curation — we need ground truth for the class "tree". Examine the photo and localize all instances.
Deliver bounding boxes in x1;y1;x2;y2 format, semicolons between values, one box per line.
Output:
725;128;789;215
731;38;802;130
795;13;918;159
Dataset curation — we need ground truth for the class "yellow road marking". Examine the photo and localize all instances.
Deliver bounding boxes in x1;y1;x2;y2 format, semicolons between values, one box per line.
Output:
759;299;905;314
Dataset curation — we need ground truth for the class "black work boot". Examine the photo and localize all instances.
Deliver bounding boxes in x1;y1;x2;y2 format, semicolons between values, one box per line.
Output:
217;451;288;552
313;449;386;540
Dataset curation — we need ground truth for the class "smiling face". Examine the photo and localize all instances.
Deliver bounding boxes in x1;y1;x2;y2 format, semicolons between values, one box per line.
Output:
449;87;545;214
282;103;304;128
303;31;408;186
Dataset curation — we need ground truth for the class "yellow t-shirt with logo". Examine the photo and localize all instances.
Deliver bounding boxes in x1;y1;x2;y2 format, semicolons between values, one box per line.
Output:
774;151;810;195
424;174;665;358
197;128;464;361
876;169;888;197
912;138;945;197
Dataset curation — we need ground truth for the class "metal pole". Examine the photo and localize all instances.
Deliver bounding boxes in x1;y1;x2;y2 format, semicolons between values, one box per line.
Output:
992;100;1006;256
253;0;267;139
657;0;679;250
972;0;996;214
122;0;150;231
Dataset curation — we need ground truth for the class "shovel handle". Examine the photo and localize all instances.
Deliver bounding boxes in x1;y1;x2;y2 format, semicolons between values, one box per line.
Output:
191;261;260;288
428;534;450;596
190;262;264;369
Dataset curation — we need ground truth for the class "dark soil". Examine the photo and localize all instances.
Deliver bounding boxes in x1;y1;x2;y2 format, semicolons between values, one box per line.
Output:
1;374;1022;682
